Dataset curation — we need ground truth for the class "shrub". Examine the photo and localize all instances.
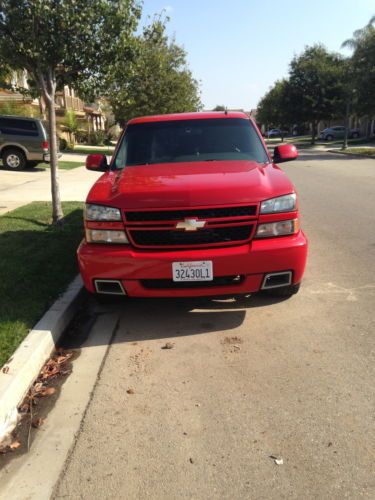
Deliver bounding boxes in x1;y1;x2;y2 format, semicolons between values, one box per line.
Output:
59;137;68;151
90;130;106;146
75;129;89;144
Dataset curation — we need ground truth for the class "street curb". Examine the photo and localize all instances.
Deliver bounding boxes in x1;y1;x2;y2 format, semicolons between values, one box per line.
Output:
0;275;84;444
327;149;375;159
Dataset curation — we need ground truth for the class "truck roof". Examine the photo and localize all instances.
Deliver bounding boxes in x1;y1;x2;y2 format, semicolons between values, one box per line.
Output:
127;111;251;125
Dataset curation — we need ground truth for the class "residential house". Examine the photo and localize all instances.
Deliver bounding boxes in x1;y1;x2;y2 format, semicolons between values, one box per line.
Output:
0;71;106;141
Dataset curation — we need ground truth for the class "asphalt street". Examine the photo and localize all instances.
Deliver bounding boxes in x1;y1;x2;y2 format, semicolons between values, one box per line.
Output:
4;150;375;499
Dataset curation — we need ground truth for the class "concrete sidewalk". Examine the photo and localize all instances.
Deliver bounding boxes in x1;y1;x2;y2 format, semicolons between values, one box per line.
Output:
0;166;101;215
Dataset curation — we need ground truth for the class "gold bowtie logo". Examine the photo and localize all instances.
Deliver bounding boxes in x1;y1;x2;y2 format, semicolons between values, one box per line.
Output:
176;218;206;231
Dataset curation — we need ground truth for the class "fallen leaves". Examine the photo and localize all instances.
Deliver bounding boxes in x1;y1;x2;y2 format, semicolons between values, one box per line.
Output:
222;336;243;345
31;418;45;429
0;349;73;455
270;455;284;465
222;336;243;354
40;350;72;380
161;342;175;350
0;439;21;454
9;440;21;450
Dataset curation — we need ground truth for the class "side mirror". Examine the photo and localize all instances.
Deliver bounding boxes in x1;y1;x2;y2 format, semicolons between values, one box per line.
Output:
273;144;298;163
86;154;108;171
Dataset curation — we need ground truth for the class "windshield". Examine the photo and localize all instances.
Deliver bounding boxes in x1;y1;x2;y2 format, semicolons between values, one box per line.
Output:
114;118;269;168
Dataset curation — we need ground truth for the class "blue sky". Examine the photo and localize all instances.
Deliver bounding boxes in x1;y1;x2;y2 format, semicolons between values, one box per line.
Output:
140;0;374;110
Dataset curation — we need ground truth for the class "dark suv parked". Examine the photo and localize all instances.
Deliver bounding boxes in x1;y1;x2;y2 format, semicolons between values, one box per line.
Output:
0;115;50;170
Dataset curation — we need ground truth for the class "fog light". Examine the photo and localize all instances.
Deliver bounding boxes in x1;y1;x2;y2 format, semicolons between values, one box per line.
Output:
86;229;129;244
255;219;298;238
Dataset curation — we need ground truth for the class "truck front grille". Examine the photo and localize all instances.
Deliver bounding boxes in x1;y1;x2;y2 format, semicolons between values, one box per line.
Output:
130;225;253;247
125;205;257;222
124;204;258;249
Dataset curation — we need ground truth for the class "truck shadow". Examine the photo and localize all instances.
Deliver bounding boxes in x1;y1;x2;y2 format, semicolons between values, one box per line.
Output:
61;291;289;348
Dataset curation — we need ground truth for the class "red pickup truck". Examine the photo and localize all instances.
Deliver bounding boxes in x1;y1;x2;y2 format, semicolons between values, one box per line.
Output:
77;112;307;298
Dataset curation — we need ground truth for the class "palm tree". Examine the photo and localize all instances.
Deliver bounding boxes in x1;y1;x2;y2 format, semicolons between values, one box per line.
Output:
341;15;375;50
341;16;375;144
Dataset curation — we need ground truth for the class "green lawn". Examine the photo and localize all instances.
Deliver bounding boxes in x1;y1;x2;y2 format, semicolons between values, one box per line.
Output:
0;202;84;367
39;161;84;170
66;146;115;156
266;135;375;149
341;148;375;157
0;161;83;170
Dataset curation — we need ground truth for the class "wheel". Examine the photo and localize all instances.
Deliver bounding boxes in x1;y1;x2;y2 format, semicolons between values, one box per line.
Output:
2;148;27;170
263;283;300;298
325;135;334;141
351;132;359;139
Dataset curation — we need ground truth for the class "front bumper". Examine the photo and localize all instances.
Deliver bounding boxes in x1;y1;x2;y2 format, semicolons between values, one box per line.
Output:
77;231;308;297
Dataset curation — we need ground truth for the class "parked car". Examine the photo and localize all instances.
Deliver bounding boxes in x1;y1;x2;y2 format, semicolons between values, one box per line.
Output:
264;128;289;138
292;125;306;136
319;126;361;141
0;115;50;170
77;112;308;300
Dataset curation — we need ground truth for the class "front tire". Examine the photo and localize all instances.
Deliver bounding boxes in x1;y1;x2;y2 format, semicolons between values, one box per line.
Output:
2;148;27;170
263;283;300;298
325;135;334;141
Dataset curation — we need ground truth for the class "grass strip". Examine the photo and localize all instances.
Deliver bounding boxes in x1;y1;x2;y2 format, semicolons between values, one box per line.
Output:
0;202;84;367
65;146;115;155
342;148;375;157
38;161;84;170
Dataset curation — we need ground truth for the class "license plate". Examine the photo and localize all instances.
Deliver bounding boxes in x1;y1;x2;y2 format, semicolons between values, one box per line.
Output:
172;261;213;282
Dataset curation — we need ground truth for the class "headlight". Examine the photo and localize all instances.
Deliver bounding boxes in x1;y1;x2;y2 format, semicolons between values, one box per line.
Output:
86;229;129;244
260;194;296;214
85;204;122;221
255;219;299;238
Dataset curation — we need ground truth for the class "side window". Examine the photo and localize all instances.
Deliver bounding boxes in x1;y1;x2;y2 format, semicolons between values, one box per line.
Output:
114;135;127;169
0;118;39;136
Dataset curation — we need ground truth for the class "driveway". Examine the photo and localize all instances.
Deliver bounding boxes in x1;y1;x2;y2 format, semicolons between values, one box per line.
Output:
2;151;375;499
0;163;101;215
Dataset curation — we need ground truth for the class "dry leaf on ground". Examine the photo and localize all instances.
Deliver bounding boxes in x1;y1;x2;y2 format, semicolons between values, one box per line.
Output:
162;342;175;350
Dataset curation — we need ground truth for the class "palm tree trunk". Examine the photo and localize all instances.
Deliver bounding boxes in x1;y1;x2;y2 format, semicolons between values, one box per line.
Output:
342;101;350;150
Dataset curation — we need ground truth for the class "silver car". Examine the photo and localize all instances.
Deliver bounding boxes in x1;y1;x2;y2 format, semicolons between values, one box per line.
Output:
319;126;360;141
0;115;50;170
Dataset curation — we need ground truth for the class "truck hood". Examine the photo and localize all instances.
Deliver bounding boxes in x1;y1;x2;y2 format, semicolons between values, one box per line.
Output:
87;160;295;209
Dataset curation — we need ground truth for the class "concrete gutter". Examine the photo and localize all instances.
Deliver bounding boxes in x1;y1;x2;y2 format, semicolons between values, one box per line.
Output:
0;275;84;444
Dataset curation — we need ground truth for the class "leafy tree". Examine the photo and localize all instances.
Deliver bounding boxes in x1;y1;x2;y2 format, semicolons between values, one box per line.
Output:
0;0;140;223
213;105;226;111
257;79;293;138
342;16;375;137
288;45;347;144
105;16;202;125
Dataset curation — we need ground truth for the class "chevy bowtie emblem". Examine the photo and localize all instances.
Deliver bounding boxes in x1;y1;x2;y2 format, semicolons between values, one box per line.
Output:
176;218;206;231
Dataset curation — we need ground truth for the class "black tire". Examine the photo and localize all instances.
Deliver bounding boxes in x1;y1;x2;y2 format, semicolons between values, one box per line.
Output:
26;161;39;169
351;132;359;139
325;135;334;141
2;148;27;170
263;283;300;298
